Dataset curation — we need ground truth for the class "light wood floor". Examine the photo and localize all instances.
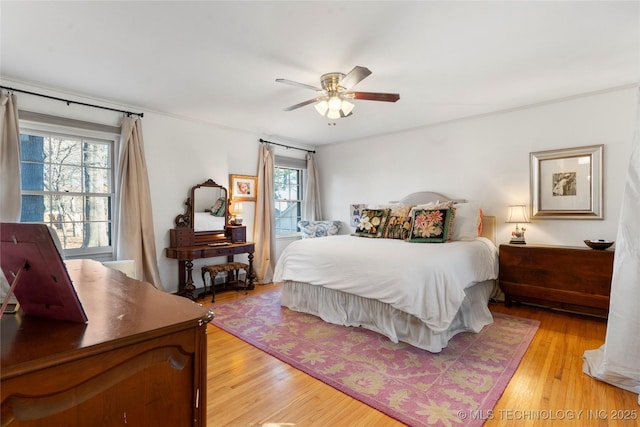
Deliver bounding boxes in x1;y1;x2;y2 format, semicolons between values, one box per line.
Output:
201;284;639;427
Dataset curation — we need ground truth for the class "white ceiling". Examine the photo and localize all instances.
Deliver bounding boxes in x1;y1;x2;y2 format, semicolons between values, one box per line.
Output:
1;1;639;146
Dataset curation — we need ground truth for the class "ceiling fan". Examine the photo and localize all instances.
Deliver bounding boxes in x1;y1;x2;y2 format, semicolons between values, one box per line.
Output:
276;66;400;119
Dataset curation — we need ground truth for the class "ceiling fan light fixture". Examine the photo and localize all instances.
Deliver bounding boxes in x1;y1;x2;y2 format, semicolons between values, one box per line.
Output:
314;100;329;116
328;95;342;112
278;66;399;118
326;109;341;120
340;99;355;116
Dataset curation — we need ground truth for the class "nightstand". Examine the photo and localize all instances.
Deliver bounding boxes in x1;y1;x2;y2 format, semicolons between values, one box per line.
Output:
498;244;614;317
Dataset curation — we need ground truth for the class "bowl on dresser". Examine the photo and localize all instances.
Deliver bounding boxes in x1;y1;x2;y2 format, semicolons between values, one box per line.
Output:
584;239;614;250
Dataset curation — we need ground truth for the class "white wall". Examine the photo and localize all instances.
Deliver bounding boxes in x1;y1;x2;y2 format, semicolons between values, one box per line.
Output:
316;86;638;247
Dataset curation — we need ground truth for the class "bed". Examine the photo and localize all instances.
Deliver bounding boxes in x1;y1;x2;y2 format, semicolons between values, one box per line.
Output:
193;212;226;232
273;192;499;352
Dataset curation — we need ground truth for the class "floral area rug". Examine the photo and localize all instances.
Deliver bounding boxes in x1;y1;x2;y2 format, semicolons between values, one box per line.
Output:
210;289;539;427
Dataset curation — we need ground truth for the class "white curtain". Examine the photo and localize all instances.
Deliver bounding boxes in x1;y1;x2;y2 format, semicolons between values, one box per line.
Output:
253;143;275;283
303;152;322;221
583;88;640;402
0;92;21;222
116;117;163;289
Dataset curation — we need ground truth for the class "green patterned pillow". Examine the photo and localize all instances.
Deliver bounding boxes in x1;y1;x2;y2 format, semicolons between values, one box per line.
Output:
383;216;413;240
408;208;453;243
354;208;390;238
210;197;226;217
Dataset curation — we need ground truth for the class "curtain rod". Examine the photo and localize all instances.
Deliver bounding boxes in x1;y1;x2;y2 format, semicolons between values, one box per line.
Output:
0;85;144;118
259;138;315;154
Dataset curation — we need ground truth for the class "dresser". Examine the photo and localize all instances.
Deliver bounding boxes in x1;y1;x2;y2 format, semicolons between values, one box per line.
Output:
499;244;614;317
1;259;213;426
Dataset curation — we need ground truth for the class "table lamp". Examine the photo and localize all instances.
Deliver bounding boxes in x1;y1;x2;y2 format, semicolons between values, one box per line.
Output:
506;205;529;244
231;202;244;225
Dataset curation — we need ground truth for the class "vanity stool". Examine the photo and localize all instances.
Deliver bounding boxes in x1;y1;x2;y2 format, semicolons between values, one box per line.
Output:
201;262;249;302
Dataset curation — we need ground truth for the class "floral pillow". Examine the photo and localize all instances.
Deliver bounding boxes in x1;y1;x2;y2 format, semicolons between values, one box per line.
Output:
383;216;413;240
408;208;454;243
353;208;390;238
298;220;342;238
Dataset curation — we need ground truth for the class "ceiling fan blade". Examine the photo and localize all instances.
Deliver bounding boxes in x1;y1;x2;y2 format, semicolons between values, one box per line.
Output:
276;78;322;91
339;66;372;90
283;98;321;111
350;92;400;102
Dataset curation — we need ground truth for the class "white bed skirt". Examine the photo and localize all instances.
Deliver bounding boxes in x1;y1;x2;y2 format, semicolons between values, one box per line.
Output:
281;280;495;353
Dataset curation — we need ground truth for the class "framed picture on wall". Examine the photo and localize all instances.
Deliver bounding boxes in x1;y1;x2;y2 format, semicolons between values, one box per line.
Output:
230;174;257;202
530;144;603;219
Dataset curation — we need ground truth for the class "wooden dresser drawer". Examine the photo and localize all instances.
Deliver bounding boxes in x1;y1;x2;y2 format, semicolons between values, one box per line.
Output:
170;228;194;247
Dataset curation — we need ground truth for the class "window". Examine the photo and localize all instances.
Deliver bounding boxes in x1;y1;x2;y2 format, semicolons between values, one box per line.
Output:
19;123;117;259
274;166;303;235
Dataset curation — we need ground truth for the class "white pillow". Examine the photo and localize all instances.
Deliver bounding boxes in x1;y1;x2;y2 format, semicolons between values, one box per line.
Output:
451;202;481;241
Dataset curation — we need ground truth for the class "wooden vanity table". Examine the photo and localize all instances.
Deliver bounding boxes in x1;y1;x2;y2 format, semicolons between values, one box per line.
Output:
166;179;255;299
166;237;255;299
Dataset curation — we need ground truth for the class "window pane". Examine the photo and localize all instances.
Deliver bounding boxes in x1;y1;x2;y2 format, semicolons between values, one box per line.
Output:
47;195;83;224
51;165;83;192
21;162;46;191
48;136;81;165
83;141;110;167
85;167;110;193
85;196;111;221
21;194;46;222
20;134;45;162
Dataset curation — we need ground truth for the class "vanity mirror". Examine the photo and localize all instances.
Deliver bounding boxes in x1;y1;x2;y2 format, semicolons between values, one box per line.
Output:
174;179;229;239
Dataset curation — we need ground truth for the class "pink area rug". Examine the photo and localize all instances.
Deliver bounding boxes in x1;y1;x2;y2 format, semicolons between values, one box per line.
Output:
211;289;539;427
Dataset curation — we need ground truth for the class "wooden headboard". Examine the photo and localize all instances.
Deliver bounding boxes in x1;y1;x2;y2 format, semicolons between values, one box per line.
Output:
480;215;496;245
394;191;496;245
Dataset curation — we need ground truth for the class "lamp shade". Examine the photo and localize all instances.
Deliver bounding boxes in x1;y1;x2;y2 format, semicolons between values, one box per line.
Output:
315;96;355;119
314;100;329;116
341;99;355;116
233;202;244;214
506;205;530;223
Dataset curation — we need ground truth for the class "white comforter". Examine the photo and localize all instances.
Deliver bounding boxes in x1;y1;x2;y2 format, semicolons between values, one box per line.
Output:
273;235;498;332
193;212;226;231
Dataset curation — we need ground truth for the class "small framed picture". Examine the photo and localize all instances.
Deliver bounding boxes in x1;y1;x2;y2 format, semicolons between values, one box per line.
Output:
530;144;603;219
350;204;367;227
230;174;257;202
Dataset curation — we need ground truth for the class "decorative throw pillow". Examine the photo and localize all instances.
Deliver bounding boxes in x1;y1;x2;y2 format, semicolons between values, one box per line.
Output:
211;197;226;217
410;200;455;214
408;208;454;243
370;203;414;217
383;216;413;240
298;220;342;238
353;208;390;238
